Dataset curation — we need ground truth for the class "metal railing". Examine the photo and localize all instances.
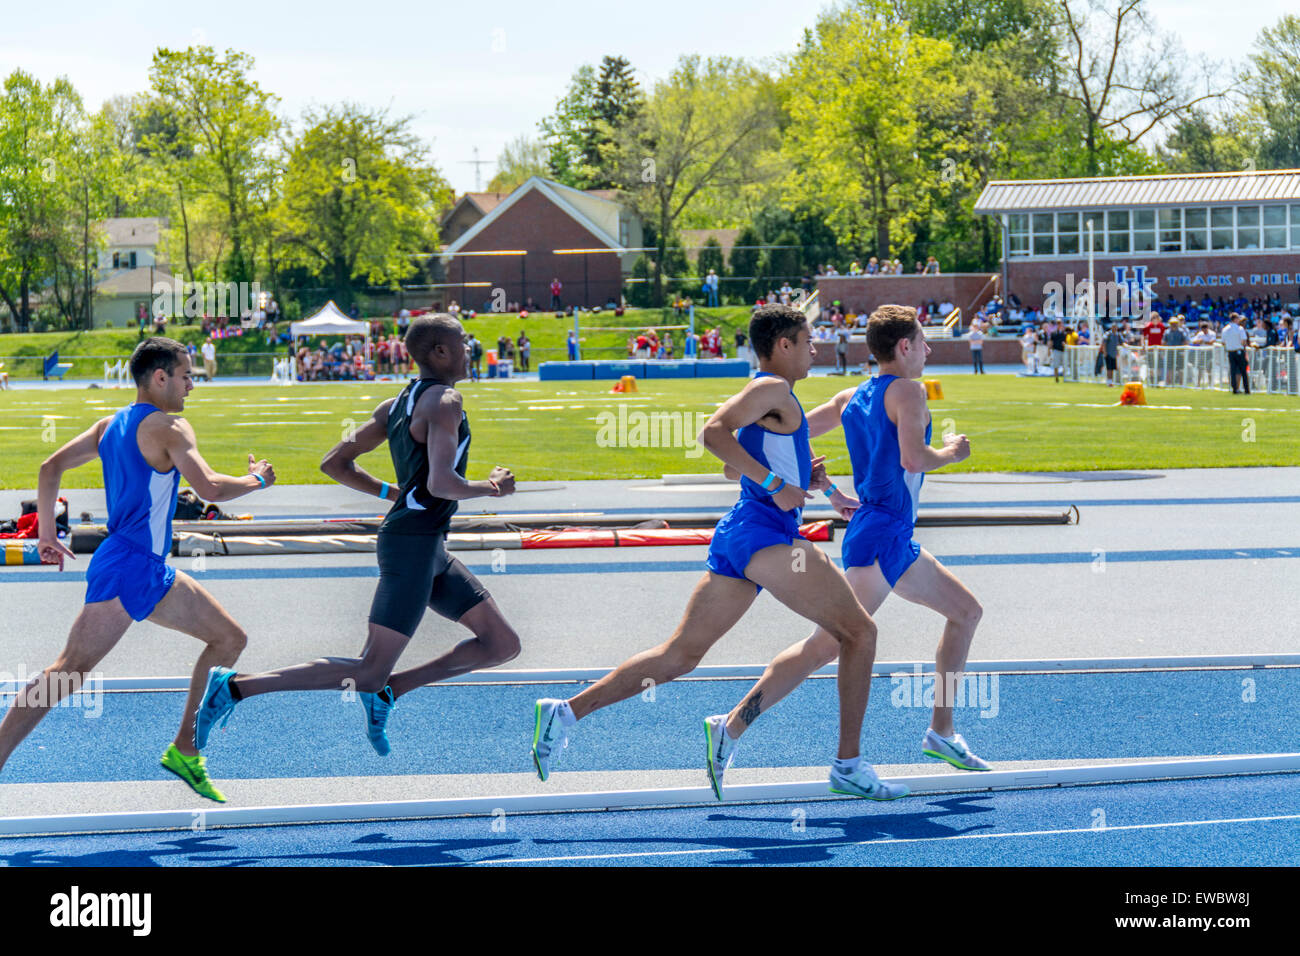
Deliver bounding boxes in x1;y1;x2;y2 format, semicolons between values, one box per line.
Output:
1063;344;1300;394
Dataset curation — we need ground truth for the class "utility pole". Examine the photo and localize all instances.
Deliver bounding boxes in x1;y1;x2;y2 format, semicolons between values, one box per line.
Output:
462;147;493;192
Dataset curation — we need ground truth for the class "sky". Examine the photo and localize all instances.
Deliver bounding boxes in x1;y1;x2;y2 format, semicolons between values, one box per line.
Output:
1;0;1293;195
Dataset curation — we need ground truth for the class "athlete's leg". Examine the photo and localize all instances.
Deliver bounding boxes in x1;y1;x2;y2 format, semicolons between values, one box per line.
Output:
890;548;982;737
568;572;757;720
742;540;877;760
146;571;249;756
230;623;410;698
387;596;520;698
725;562;893;738
0;600;131;772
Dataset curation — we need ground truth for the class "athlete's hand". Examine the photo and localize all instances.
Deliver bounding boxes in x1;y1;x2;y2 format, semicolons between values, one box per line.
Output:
829;487;859;521
248;454;276;488
37;534;74;563
489;465;515;496
808;455;830;491
773;480;812;512
943;433;971;464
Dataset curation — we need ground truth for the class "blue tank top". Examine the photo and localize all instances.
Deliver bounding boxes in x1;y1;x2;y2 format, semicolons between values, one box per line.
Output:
736;373;812;526
842;374;930;527
99;403;180;558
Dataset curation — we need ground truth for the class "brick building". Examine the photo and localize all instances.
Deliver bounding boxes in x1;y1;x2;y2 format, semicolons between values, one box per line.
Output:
438;177;642;310
974;169;1300;316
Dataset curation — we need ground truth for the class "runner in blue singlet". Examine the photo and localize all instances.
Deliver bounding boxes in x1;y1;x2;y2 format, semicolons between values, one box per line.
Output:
531;305;903;801
706;305;992;800
0;337;274;802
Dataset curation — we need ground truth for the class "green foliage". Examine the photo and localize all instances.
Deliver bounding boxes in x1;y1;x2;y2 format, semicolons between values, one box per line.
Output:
697;237;725;278
487;135;548;192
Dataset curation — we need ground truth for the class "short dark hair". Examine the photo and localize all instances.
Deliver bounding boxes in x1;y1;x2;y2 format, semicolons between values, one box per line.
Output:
749;305;807;359
405;313;463;365
129;337;189;386
865;305;921;362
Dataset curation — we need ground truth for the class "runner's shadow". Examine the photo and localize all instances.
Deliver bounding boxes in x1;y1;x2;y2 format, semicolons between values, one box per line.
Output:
529;794;996;865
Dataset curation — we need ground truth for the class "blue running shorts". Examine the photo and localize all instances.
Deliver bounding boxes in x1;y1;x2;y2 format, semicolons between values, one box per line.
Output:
84;535;176;621
840;507;921;587
706;498;803;589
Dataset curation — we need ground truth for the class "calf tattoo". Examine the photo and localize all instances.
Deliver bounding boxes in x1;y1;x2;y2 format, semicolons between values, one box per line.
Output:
738;691;763;727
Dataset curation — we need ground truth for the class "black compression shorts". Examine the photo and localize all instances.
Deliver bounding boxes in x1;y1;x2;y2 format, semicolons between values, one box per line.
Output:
369;531;490;636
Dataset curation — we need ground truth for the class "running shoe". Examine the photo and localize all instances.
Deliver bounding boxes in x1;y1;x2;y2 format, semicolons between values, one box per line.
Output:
531;698;570;782
194;666;238;750
704;714;739;801
160;744;227;803
360;686;395;756
829;762;910;800
922;729;992;771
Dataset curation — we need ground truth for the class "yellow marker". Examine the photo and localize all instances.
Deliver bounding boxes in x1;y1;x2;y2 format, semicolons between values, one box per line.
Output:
923;379;944;400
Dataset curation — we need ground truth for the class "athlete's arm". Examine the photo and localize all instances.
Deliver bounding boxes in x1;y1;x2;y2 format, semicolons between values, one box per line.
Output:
699;377;810;512
892;379;969;473
321;398;398;500
35;417;111;561
423;389;514;500
805;386;857;439
164;418;276;501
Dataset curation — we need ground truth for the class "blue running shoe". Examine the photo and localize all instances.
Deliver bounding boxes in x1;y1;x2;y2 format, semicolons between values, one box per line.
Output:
194;666;238;750
922;729;992;771
360;686;395;756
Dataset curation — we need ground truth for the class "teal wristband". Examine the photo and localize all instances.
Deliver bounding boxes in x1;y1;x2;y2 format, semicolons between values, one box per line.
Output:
253;472;266;488
760;470;778;490
823;483;838;499
379;481;390;500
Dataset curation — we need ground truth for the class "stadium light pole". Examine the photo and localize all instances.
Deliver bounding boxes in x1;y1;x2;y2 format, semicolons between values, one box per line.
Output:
1086;218;1097;343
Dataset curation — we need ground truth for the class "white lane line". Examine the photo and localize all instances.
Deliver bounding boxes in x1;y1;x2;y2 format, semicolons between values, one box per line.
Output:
457;812;1300;866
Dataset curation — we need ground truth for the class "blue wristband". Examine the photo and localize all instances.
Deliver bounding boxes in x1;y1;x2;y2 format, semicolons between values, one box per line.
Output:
379;481;390;500
254;472;266;488
760;470;778;490
771;478;786;495
823;483;838;499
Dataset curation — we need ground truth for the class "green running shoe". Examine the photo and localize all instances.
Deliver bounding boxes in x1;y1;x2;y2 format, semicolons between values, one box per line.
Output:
829;762;910;800
160;744;227;803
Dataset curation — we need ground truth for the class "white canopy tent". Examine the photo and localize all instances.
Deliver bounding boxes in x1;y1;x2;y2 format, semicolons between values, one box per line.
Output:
290;300;368;339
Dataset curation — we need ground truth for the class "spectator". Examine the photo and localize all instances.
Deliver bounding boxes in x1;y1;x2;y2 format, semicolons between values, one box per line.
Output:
550;278;563;309
703;269;720;308
734;328;748;364
1021;325;1039;374
835;322;850;374
684;330;697;358
566;330;578;361
914;260;925;274
349;303;361;320
866;257;879;275
1102;323;1120;386
1144;314;1166;348
1050;320;1067;382
397;308;411;337
663;332;674;358
517;332;530;372
1222;313;1249;394
924;256;941;275
1164;316;1188;386
968;320;985;375
849;260;862;276
201;337;217;380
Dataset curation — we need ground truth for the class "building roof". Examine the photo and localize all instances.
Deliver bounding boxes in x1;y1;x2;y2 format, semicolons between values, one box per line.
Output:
96;266;173;297
440;177;628;259
680;228;741;260
974;169;1300;214
99;217;167;248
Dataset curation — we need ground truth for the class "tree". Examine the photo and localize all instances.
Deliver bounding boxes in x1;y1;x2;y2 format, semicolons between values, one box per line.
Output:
697;236;725;279
274;104;452;306
487;135;548;192
584;56;644;189
1157;109;1256;173
1248;14;1300;169
1055;0;1226;175
613;55;782;304
539;65;598;188
781;5;966;261
0;70;82;332
148;46;279;283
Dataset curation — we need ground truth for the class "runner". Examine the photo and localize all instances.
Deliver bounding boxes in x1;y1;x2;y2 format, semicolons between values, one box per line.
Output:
193;314;520;758
531;305;903;800
703;305;990;800
0;337;274;802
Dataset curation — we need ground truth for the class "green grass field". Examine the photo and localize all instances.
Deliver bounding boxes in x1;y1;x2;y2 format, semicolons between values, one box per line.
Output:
1;375;1295;490
0;306;755;379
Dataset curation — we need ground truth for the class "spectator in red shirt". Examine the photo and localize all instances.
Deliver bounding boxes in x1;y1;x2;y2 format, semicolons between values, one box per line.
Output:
1144;315;1166;347
550;278;563;309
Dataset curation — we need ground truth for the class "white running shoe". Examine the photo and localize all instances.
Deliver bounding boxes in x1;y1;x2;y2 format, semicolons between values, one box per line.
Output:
704;714;740;801
828;762;910;800
922;729;992;771
532;698;570;782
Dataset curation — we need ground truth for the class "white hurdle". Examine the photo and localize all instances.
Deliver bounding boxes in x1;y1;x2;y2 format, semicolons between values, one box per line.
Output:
102;359;129;388
269;357;296;385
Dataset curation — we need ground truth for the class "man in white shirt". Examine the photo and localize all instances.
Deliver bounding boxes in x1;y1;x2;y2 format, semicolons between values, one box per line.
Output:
1221;313;1249;394
201;339;216;380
